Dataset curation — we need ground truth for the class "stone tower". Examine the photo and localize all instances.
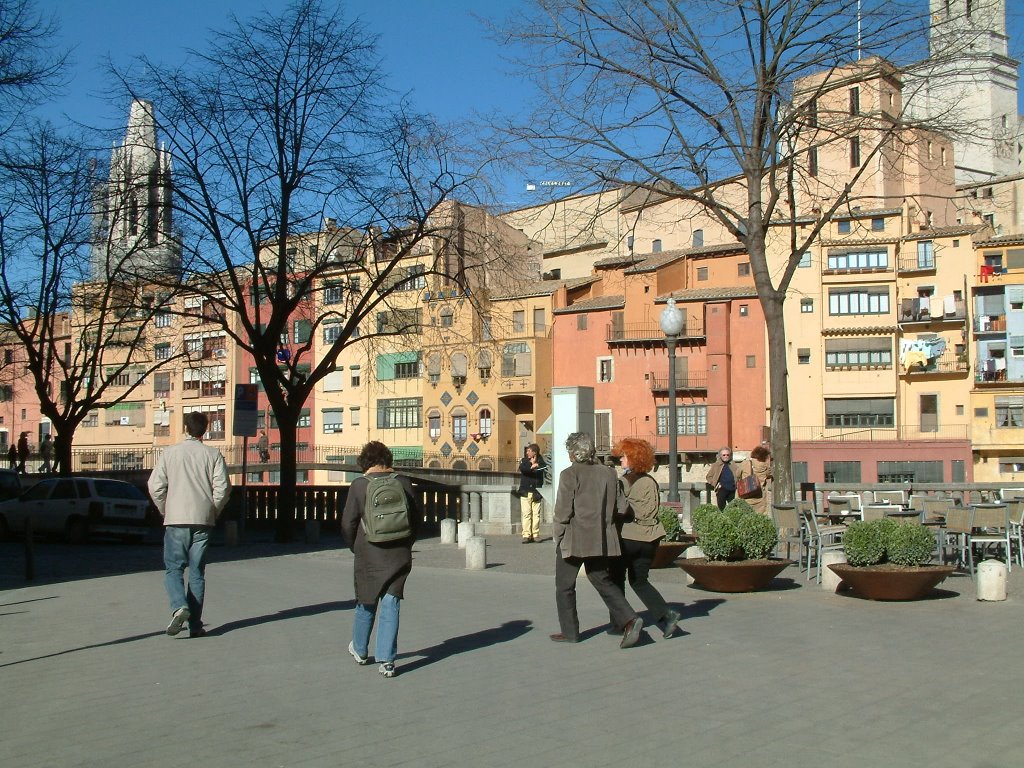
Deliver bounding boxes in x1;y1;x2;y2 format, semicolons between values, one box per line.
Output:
91;99;180;278
912;0;1022;183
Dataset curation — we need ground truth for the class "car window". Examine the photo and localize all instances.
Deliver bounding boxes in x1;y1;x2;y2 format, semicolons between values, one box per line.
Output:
94;480;145;500
51;479;78;500
22;481;54;501
75;480;91;498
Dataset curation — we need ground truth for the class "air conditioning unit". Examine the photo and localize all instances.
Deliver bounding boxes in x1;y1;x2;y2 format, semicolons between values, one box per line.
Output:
214;349;227;358
119;416;131;426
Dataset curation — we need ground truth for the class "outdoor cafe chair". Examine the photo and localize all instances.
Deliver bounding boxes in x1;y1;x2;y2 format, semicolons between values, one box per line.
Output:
971;504;1012;573
826;496;854;516
1000;488;1024;502
800;503;845;584
871;489;908;507
920;497;954;520
861;504;894;522
1008;501;1024;568
772;503;807;572
943;507;976;576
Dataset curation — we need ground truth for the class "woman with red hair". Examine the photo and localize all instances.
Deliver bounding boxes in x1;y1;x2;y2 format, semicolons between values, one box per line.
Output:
609;437;680;639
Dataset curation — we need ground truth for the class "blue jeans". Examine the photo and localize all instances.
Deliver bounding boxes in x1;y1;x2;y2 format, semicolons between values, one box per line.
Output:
163;525;211;632
351;593;400;664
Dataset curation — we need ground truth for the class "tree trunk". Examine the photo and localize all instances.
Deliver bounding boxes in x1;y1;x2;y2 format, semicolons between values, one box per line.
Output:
54;432;73;478
274;411;299;542
761;290;793;503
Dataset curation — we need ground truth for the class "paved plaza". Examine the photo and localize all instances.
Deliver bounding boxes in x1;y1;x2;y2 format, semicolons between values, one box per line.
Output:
2;532;1022;768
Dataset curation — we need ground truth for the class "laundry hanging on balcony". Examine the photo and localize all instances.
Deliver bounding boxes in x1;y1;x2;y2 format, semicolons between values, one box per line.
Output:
899;338;946;370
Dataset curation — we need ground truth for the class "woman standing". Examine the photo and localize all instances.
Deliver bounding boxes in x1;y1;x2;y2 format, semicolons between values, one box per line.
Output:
610;438;680;638
517;443;546;543
340;441;419;678
744;444;773;516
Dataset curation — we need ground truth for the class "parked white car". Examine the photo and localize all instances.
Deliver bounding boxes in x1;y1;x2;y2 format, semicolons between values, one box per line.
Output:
0;476;156;542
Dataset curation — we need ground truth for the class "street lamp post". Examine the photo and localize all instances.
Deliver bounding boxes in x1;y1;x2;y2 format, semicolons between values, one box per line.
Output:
659;298;684;502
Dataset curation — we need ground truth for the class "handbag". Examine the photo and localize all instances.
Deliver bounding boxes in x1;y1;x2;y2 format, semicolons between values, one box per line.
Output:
736;462;761;499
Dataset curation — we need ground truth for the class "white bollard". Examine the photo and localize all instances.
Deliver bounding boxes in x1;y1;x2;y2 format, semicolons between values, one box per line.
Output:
440;518;457;545
976;559;1008;601
466;537;487;570
821;551;847;592
683;545;705;585
457;521;475;549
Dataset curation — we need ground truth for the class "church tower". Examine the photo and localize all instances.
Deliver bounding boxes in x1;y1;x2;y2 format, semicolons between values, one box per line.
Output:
915;0;1021;183
90;99;180;278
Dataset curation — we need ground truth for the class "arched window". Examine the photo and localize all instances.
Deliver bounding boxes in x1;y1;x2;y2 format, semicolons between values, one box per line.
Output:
451;407;468;442
439;306;455;327
477;349;493;380
426;352;442;385
452;459;468;470
477;458;493;472
451;352;468;388
478;408;493;437
426;409;441;440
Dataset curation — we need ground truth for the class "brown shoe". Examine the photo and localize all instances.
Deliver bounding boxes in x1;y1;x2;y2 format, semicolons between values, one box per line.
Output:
620;617;643;649
549;633;578;643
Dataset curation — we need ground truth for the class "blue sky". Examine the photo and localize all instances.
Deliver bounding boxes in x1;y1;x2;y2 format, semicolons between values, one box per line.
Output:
30;0;1024;207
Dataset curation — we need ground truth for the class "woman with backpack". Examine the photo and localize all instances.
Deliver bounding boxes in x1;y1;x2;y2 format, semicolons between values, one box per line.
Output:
340;441;419;678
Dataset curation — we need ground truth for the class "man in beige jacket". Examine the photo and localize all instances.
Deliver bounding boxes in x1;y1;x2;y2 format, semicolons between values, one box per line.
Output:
148;412;231;637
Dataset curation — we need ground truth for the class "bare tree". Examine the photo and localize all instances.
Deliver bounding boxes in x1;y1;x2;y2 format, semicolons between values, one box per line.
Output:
119;0;498;540
499;0;980;500
0;123;184;475
0;0;66;132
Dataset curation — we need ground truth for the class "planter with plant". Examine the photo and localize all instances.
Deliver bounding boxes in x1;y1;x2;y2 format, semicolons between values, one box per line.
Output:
677;499;792;591
651;505;698;568
828;518;955;600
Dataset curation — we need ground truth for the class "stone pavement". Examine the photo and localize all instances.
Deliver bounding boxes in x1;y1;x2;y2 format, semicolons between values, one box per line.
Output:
2;533;1023;768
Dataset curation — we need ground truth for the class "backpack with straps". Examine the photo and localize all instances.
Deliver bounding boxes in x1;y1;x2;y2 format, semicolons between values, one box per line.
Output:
361;473;413;543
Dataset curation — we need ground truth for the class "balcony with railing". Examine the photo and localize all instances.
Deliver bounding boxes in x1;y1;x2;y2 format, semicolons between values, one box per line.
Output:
973;315;1006;333
606;318;704;344
898;299;966;325
896;254;935;273
648;371;708;392
974;360;1022;384
900;351;969;376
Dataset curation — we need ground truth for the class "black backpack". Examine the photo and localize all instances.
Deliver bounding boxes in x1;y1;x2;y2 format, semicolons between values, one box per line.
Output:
361;473;412;543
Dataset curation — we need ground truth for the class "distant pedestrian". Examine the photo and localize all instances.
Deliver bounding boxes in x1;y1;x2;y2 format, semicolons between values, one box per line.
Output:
551;431;643;649
744;444;773;516
340;441;418;679
148;412;231;638
7;443;15;470
39;434;53;474
517;443;546;543
706;446;744;510
16;432;29;474
257;430;270;463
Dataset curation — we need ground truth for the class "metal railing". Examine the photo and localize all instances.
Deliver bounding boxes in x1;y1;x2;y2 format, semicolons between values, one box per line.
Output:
901;351;969;375
606;318;704;343
648;371;708;391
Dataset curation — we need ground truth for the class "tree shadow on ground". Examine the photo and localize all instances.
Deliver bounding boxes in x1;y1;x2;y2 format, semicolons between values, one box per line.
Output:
397;619;532;674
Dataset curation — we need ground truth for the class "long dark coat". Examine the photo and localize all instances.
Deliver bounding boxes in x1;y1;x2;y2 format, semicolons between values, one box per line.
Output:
340;471;418;604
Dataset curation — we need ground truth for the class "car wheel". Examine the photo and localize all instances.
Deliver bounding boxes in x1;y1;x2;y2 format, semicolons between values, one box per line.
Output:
65;516;89;544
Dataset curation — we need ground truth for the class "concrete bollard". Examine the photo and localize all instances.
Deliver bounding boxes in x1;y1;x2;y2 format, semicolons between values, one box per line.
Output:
821;551;847;592
977;559;1007;601
466;537;487;570
683;545;705;585
224;520;239;547
304;518;320;545
440;518;457;544
457;521;475;549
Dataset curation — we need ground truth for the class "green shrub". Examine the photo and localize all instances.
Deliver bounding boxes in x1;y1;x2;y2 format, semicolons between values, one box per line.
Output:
724;497;753;522
691;503;719;534
657;506;682;541
695;511;740;561
843;520;886;566
875;517;899;540
735;513;778;560
886;523;936;566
